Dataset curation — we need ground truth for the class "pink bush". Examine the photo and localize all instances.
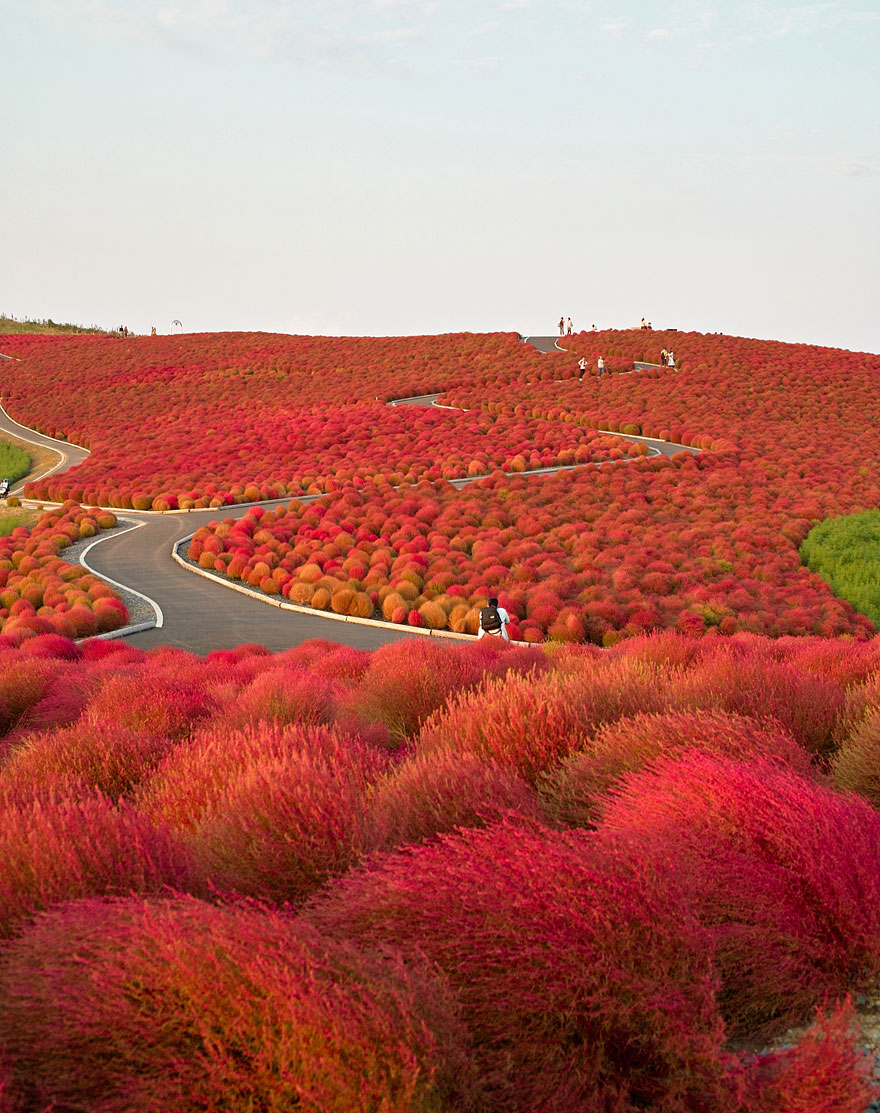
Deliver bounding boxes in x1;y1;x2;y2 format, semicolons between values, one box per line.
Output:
0;793;199;937
679;648;846;755
137;721;387;832
221;666;342;729
365;749;541;850
341;639;491;744
190;735;385;904
0;720;176;808
414;657;678;785
306;818;734;1113
541;709;816;828
744;998;878;1112
83;672;218;740
0;896;479;1112
594;752;880;1037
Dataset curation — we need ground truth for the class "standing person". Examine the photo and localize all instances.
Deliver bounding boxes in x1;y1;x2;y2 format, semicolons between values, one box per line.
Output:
667;349;675;368
566;317;573;335
597;355;606;378
558;317;565;336
640;317;648;329
660;347;668;368
478;597;511;642
577;357;588;380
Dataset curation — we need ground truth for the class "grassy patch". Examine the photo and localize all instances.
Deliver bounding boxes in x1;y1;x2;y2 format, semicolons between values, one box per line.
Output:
0;442;31;484
800;510;880;627
0;314;106;335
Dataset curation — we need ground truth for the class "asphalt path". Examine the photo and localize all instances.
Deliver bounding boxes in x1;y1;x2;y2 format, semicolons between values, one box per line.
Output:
0;341;694;654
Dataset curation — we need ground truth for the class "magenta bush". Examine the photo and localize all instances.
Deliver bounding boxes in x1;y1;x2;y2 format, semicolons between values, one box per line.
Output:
541;709;816;828
0;895;479;1112
0;793;199;937
365;750;541;850
306;818;734;1113
743;998;877;1112
594;752;880;1036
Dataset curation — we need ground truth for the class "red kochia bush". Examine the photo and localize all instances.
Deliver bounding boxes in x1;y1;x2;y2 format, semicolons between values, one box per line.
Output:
594;752;880;1038
189;731;386;904
0;793;198;937
0;896;479;1113
83;673;218;740
365;750;541;851
341;639;492;744
541;709;817;828
0;721;176;808
680;649;846;756
414;657;678;785
744;999;878;1113
136;721;387;833
306;819;733;1113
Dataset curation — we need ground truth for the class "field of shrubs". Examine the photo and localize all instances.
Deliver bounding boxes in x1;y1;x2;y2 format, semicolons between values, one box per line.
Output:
2;323;880;1108
1;630;880;1109
0;503;126;641
3;327;877;642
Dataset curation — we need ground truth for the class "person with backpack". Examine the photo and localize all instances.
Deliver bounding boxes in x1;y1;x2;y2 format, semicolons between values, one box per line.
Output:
478;597;511;642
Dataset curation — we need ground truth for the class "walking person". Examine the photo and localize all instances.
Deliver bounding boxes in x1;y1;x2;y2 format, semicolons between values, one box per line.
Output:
577;357;588;380
597;355;606;378
478;597;511;642
558;317;565;336
566;317;573;335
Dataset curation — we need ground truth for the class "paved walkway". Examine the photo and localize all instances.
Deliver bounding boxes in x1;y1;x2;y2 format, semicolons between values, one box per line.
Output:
0;342;695;654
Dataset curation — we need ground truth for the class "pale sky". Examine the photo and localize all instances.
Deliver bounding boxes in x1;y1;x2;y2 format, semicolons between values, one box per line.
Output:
3;0;878;351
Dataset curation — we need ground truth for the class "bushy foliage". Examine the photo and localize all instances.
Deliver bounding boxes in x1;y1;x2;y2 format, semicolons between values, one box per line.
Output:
593;752;880;1037
0;502;126;641
0;895;479;1112
306;818;733;1113
0;793;198;937
414;656;680;784
540;708;816;828
801;510;880;627
744;999;878;1113
366;749;541;850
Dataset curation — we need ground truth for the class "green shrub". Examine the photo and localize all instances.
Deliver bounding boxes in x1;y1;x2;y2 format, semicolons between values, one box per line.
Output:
800;511;880;627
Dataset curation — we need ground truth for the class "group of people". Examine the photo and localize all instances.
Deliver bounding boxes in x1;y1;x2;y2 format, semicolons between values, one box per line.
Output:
558;316;573;336
659;348;676;367
577;355;607;380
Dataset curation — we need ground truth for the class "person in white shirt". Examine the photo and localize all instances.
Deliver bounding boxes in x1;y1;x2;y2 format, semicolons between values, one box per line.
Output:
577;357;588;380
597;355;606;378
478;597;511;641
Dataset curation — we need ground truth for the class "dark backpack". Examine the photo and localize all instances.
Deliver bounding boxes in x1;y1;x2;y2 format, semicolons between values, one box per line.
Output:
480;604;502;633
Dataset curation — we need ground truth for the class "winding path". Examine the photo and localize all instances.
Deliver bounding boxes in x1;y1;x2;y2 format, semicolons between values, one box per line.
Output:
0;338;695;654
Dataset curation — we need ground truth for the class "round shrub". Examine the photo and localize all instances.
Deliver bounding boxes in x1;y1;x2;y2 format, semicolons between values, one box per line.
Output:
0;896;479;1113
366;749;541;850
0;793;199;938
306;819;731;1113
541;709;817;828
593;751;880;1038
